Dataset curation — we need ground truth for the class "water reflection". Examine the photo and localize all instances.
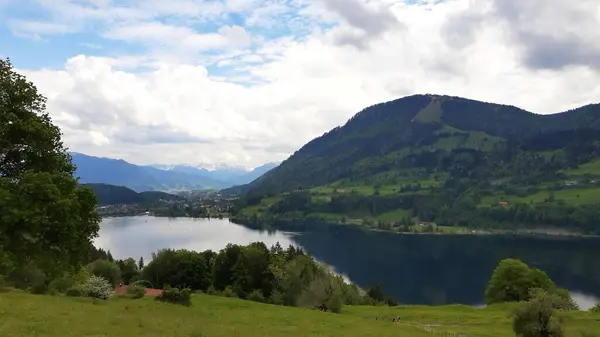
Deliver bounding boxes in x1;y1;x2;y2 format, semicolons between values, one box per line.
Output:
290;225;600;309
96;216;599;309
95;216;295;262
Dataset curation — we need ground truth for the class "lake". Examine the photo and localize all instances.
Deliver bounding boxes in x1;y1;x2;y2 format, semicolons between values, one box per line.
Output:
95;216;600;309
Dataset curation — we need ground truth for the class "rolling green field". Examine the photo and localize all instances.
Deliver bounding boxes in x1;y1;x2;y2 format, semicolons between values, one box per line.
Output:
480;186;600;206
1;291;599;337
564;160;600;176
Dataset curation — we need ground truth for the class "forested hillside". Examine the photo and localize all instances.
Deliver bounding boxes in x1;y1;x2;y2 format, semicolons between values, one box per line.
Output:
228;94;600;234
83;183;183;205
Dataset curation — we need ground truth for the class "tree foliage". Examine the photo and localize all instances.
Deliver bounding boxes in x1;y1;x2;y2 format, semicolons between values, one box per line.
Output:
485;259;553;304
87;259;122;287
512;289;566;337
485;259;576;309
0;58;100;280
82;275;113;300
139;242;387;312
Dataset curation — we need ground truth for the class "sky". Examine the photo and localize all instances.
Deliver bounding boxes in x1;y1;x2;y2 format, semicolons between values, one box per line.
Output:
1;0;600;168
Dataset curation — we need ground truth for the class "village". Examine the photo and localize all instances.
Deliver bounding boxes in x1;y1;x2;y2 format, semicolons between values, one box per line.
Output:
96;191;236;218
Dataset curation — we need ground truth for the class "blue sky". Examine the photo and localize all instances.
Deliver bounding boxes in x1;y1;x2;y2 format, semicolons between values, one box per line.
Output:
1;0;599;167
0;0;326;78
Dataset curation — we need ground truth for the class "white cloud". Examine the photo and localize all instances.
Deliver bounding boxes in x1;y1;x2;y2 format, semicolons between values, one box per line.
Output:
103;22;251;52
8;0;600;168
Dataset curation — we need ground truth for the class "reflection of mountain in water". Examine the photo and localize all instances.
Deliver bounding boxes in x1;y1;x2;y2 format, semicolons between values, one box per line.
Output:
286;225;600;306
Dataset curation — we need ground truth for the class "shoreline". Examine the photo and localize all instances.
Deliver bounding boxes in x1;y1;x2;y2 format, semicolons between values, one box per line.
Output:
228;216;600;239
98;213;599;239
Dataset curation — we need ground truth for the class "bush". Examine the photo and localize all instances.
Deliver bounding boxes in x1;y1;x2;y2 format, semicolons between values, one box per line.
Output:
156;286;192;306
513;289;565;337
591;301;600;313
49;276;72;293
206;285;218;296
221;286;237;298
385;296;398;306
125;285;146;299
87;259;121;287
72;268;90;286
248;289;265;303
82;275;113;300
65;287;84;297
9;264;46;292
298;274;343;313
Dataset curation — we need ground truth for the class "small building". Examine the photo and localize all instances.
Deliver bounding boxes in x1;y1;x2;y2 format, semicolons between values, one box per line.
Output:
498;201;509;206
565;180;578;187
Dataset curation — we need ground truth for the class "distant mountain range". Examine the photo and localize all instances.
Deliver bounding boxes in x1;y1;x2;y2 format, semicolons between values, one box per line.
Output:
70;152;278;192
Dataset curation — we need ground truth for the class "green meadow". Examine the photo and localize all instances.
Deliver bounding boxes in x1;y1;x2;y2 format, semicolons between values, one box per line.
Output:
1;291;599;337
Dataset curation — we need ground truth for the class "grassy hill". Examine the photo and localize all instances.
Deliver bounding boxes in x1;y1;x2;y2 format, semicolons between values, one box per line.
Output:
83;183;184;206
226;95;600;234
2;291;599;337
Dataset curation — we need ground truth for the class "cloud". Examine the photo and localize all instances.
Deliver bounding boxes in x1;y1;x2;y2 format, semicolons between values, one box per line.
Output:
5;0;600;168
443;0;600;70
7;19;77;39
103;22;251;52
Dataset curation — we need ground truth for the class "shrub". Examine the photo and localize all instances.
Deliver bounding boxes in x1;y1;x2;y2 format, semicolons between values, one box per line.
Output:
126;285;146;299
156;286;192;306
72;268;90;286
591;301;600;313
9;264;46;293
65;287;84;297
513;289;565;337
298;274;343;313
49;276;72;293
206;285;218;296
82;275;113;300
248;289;265;303
221;286;237;298
552;288;579;310
87;259;121;287
385;296;398;307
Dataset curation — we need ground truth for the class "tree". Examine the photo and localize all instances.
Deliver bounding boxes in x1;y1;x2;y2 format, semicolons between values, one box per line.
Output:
485;259;556;305
0;58;75;178
87;259;122;287
0;58;100;279
512;289;565;337
298;272;343;313
367;284;386;302
116;258;139;285
138;256;144;271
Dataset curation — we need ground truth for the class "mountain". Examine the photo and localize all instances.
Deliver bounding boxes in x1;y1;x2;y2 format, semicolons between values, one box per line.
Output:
227;94;600;234
71;153;279;192
151;162;280;186
71;153;229;192
227;94;600;196
83;183;183;205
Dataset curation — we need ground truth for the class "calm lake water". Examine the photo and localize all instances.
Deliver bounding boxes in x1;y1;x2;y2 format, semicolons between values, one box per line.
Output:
95;216;600;309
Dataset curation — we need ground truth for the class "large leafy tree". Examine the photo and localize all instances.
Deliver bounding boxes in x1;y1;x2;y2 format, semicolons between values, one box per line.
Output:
0;58;100;278
485;259;556;305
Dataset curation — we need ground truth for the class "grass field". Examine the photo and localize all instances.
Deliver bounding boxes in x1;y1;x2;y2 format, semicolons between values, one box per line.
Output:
564;160;600;176
480;186;600;206
1;291;599;337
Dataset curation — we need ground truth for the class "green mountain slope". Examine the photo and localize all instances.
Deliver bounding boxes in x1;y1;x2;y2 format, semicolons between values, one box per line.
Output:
83;183;183;205
227;94;600;234
230;95;600;195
